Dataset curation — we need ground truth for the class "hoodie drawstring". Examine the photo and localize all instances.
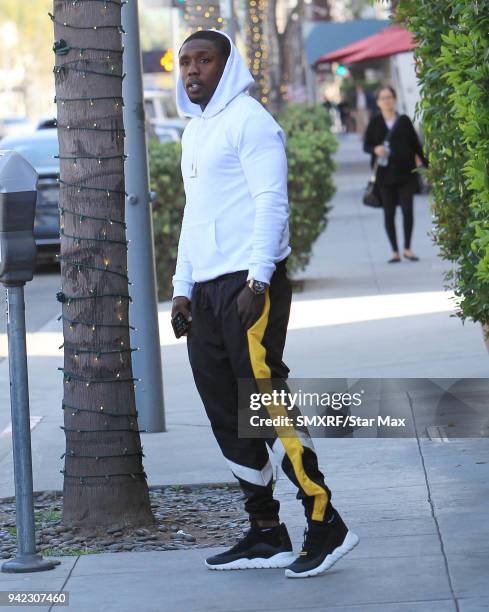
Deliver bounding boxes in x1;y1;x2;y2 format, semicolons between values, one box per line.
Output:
190;117;203;178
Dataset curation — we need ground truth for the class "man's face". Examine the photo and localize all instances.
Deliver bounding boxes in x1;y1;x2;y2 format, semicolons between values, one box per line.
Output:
179;39;227;109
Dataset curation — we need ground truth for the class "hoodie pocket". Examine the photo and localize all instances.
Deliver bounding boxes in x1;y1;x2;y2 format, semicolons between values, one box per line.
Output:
185;219;223;271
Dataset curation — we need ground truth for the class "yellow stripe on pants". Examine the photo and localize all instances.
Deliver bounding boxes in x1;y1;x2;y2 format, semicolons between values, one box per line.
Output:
246;289;328;522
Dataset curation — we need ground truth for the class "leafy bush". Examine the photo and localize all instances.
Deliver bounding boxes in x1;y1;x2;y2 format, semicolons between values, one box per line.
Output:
150;104;337;300
149;139;185;301
275;103;337;273
398;1;489;324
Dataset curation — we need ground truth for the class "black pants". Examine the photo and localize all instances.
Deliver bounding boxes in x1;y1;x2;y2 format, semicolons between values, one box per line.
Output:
379;179;416;252
187;260;332;525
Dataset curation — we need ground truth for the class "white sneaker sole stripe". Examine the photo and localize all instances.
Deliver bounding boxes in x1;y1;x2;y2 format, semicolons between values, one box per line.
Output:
285;531;360;579
205;551;295;570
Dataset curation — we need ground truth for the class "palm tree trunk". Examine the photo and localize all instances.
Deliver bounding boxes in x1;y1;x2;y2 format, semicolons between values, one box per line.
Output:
52;0;154;529
267;0;293;112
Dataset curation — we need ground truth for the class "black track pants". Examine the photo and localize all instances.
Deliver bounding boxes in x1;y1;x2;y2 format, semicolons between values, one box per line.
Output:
379;180;416;252
187;260;332;524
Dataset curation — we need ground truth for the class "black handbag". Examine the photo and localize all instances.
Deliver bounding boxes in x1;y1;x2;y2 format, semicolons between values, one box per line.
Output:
414;169;430;195
363;160;382;208
363;115;401;209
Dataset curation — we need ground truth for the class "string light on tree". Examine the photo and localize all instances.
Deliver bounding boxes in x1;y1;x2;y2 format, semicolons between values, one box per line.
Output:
50;0;156;514
244;0;270;106
182;0;223;36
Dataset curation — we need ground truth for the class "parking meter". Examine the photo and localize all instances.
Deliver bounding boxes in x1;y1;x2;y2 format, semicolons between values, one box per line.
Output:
0;150;59;573
0;150;38;285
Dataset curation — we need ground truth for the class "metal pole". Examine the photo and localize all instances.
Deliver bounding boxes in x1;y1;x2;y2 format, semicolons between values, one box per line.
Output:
221;0;237;43
226;0;237;43
122;0;165;432
171;6;182;93
2;286;58;573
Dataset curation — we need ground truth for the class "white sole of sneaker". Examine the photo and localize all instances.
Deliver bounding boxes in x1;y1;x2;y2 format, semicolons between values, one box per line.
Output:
205;551;295;571
284;531;359;579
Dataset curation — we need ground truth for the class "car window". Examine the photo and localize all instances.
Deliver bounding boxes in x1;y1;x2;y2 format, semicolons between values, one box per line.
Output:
145;100;156;119
1;138;59;169
3;118;27;125
162;97;177;118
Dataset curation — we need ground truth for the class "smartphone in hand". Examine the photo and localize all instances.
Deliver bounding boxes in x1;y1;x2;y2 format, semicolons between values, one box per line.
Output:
171;311;191;339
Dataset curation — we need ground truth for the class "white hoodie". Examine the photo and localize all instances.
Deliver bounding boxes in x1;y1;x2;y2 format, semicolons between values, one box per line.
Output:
172;30;291;300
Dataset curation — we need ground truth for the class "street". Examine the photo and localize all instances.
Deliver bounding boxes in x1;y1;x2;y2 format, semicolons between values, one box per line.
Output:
0;265;60;341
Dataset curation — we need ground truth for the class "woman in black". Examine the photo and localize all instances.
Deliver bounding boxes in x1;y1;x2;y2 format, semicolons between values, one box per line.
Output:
364;86;427;263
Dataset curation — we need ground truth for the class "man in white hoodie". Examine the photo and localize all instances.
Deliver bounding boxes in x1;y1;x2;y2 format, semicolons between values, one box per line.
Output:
171;29;358;578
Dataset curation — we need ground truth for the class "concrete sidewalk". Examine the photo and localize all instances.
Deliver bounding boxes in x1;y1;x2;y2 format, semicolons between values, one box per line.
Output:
1;133;488;611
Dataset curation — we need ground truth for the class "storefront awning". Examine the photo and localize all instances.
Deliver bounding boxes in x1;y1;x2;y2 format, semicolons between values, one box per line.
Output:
304;20;390;67
315;25;415;66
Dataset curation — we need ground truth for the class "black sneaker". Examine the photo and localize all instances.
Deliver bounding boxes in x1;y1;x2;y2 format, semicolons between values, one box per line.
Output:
285;507;359;578
205;523;295;570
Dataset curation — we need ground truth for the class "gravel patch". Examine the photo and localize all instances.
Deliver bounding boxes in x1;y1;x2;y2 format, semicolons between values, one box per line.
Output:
0;485;248;558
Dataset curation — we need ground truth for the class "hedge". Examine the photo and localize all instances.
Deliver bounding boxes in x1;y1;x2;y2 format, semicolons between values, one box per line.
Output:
398;1;489;324
275;103;337;273
149;139;185;300
150;103;337;300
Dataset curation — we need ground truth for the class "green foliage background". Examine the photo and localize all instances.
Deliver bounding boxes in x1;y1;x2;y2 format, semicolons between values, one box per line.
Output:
275;103;337;272
149;140;186;301
398;0;489;324
150;104;337;300
0;0;53;118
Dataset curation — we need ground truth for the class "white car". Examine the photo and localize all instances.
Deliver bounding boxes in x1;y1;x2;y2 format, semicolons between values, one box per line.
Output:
0;117;33;139
151;119;188;144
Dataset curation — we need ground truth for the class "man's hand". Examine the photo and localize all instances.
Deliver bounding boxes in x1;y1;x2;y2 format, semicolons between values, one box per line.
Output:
237;284;266;330
171;296;192;336
374;145;387;157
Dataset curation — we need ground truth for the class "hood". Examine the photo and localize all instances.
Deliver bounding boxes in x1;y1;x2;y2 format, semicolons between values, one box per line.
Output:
176;30;255;119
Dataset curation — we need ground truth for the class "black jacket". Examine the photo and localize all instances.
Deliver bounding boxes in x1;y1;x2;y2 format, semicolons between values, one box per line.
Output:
363;113;427;186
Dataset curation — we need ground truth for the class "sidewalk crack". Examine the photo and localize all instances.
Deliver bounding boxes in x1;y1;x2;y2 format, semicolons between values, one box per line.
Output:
49;555;81;612
407;391;460;612
358;202;381;294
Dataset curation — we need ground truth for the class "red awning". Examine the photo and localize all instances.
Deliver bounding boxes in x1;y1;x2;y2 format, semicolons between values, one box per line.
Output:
315;25;415;66
315;36;371;65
